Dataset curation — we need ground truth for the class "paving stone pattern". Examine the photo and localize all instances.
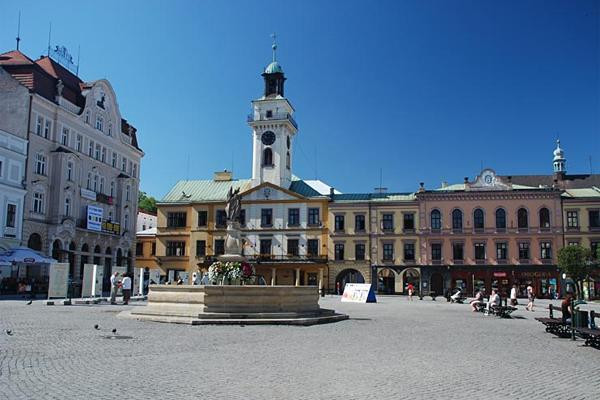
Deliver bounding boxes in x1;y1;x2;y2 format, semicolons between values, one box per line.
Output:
0;296;599;400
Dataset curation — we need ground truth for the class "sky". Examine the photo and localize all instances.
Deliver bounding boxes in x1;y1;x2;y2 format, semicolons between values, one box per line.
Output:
0;0;598;198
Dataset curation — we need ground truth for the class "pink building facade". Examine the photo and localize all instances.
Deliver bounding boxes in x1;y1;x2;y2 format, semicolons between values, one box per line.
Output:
417;169;563;298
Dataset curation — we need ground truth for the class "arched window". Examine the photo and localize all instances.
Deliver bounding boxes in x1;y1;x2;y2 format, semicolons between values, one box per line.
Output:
52;240;62;262
473;209;484;230
263;148;273;166
286;151;290;169
116;248;123;266
495;208;506;230
81;243;89;253
94;245;101;254
517;208;528;229
64;197;71;216
27;233;42;251
539;207;550;229
431;210;441;230
452;209;463;231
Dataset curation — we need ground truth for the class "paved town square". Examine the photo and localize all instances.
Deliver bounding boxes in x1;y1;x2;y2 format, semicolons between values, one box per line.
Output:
1;297;598;400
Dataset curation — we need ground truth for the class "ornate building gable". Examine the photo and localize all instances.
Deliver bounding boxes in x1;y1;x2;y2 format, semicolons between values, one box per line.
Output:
241;181;305;202
80;80;130;146
466;169;513;191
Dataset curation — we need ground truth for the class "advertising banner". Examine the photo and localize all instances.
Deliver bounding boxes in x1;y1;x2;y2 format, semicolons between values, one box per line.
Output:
82;264;104;297
86;206;103;231
47;263;70;299
341;283;377;303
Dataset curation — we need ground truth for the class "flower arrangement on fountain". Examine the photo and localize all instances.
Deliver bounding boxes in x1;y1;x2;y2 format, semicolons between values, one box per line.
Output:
208;261;256;285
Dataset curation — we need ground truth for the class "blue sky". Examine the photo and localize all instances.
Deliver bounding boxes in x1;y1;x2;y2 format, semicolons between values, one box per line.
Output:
1;0;598;197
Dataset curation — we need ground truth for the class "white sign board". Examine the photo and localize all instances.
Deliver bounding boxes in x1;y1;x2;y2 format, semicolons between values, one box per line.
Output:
82;264;104;297
48;263;70;299
86;205;103;231
341;283;377;303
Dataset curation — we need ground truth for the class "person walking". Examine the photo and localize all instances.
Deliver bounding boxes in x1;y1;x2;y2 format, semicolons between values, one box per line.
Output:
510;284;518;307
121;273;132;305
470;289;484;312
525;284;535;311
407;283;414;301
109;272;119;305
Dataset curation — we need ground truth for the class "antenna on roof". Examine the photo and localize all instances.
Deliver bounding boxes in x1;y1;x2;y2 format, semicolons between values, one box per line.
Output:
76;45;80;76
374;168;387;194
590;155;594;175
186;153;190;182
270;32;277;62
16;11;21;50
47;22;52;56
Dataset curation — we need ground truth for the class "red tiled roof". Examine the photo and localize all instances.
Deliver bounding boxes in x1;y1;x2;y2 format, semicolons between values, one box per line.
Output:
0;50;35;65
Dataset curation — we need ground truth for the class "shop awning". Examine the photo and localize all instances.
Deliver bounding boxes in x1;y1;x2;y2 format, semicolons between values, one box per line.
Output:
0;247;57;264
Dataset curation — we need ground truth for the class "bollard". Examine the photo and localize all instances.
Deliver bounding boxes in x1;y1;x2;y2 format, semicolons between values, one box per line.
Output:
549;304;553;319
571;297;576;341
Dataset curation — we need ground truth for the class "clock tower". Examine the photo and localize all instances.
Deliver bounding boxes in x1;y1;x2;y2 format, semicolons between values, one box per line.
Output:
249;38;298;188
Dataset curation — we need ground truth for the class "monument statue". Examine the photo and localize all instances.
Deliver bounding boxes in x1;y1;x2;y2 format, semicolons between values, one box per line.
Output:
222;187;243;260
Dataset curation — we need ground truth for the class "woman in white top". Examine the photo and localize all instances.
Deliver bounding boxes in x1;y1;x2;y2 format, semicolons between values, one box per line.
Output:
510;285;518;306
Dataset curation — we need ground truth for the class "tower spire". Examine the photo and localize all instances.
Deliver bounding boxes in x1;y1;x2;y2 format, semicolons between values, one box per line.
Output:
271;32;277;62
16;11;21;50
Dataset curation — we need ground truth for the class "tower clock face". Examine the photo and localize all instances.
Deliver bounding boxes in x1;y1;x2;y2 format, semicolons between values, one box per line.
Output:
261;131;276;145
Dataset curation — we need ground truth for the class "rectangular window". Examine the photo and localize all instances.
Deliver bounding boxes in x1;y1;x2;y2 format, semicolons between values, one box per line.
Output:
589;210;600;229
216;210;227;227
44;119;51;139
540;242;552;259
382;214;394;231
474;243;486;260
496;242;507;260
452;243;463;260
307;239;319;257
431;243;442;261
287;239;299;256
132;164;137;178
566;211;579;229
76;134;82;152
88;140;94;157
35;154;46;175
259;239;272;256
288;208;300;226
335;215;345;231
112;152;117;168
0;160;2;177
519;242;530;260
214;239;225;256
404;242;415;261
136;242;143;256
166;212;187;228
33;192;44;214
64;197;70;216
383;243;394;261
334;243;345;260
196;240;206;257
355;214;365;231
96;115;103;131
238;209;246;226
66;162;73;181
5;204;16;227
355;243;365;260
197;210;207;227
308;208;320;226
403;213;415;230
261;208;273;227
36;115;43;135
121;157;127;172
126;185;130;201
166;241;185;256
101;147;106;163
151;243;156;256
61;127;69;146
95;144;101;160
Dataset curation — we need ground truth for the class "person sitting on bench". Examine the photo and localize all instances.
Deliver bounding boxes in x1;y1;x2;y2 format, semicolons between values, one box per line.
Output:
561;293;573;324
487;288;501;312
470;289;484;312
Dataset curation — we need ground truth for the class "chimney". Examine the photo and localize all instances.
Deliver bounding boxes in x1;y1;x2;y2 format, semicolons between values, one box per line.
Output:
214;170;232;182
419;182;425;192
464;177;469;183
507;176;512;183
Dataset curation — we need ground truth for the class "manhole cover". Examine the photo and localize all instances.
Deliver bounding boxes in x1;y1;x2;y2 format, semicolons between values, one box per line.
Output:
102;335;133;340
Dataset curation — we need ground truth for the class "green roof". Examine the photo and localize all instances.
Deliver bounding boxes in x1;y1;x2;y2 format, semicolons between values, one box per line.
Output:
160;179;252;203
264;61;283;74
562;187;600;198
332;192;416;203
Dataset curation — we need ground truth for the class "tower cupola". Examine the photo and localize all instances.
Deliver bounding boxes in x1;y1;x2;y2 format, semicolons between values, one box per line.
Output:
553;139;566;176
262;40;285;97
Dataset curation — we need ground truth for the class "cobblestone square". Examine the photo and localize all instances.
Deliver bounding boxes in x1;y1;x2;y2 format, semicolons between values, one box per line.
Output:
1;296;599;400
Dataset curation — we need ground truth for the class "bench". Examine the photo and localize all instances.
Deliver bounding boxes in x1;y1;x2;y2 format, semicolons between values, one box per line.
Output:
475;301;517;318
535;304;572;338
574;310;600;348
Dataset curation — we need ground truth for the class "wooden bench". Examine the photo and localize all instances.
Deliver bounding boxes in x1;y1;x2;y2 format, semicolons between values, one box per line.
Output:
574;310;600;348
475;301;517;318
535;304;572;338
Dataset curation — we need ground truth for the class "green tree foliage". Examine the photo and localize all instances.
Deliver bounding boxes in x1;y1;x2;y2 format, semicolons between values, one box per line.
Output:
138;191;157;213
557;245;593;299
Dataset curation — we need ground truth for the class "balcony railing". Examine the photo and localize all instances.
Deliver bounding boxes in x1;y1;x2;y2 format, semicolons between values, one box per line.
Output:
247;113;298;129
247;254;327;263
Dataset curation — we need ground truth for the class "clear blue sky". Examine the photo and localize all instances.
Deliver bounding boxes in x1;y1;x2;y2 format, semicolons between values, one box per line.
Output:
1;0;598;197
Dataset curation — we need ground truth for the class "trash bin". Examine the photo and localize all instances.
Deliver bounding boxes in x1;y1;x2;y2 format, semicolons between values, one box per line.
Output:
574;310;589;328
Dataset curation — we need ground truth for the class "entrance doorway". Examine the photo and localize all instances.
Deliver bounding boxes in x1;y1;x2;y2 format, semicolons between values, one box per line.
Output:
378;268;395;294
430;273;443;296
336;269;365;294
403;268;420;294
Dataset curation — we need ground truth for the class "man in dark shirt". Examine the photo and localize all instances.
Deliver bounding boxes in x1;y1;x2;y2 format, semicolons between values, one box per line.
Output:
561;293;573;324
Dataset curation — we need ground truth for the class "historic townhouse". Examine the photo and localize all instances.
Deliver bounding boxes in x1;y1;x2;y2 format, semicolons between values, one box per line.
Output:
328;194;420;294
156;45;331;289
0;67;28;251
0;49;143;295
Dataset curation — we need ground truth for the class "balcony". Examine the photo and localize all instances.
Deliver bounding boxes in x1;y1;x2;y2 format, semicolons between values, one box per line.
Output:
247;112;298;129
246;254;327;264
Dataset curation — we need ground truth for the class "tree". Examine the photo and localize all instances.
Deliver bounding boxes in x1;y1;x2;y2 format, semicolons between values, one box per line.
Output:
557;245;593;300
138;191;157;213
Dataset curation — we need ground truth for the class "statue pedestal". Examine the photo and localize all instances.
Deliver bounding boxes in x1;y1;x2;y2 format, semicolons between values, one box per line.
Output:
218;254;245;263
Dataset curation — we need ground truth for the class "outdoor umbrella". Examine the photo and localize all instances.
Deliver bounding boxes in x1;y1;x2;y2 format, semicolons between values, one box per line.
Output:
0;247;57;264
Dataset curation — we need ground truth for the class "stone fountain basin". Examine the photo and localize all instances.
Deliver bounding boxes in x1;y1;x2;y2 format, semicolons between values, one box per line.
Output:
119;285;348;326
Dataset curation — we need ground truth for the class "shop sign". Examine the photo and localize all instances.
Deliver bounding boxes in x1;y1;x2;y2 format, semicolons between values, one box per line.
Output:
101;220;121;236
96;193;113;205
81;188;97;201
518;271;554;278
341;283;377;303
493;272;507;277
86;206;103;232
